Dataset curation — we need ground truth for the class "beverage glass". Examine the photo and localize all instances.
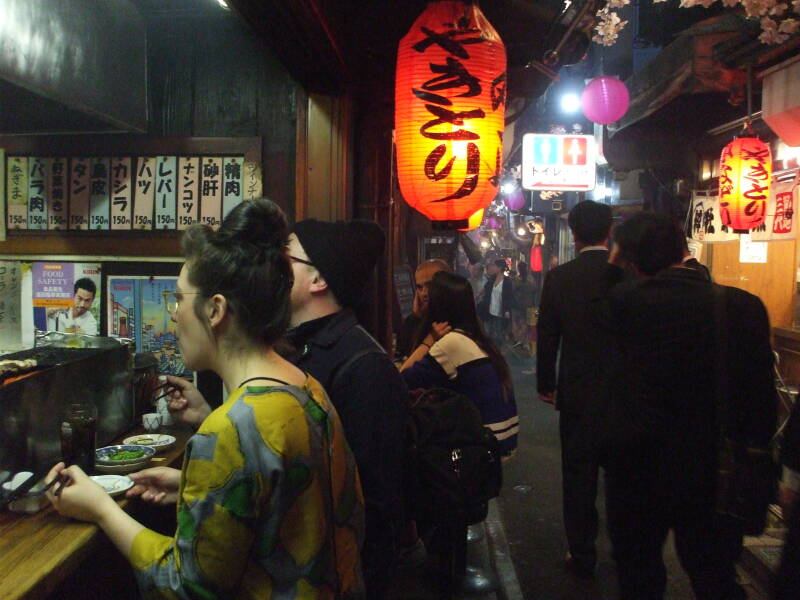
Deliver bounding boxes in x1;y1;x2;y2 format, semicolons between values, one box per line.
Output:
143;412;161;433
60;401;98;473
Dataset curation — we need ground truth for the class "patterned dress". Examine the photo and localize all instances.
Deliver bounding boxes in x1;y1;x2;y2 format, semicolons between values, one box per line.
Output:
129;377;364;599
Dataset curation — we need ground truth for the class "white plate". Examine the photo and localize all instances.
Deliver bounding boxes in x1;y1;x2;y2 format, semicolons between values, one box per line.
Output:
90;475;134;497
122;434;176;453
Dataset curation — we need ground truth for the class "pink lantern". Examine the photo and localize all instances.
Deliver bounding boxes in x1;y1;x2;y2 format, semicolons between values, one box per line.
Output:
485;216;500;229
504;188;525;211
581;76;629;125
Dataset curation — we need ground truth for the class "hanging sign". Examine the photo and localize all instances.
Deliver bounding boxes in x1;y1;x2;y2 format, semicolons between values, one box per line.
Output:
521;133;596;191
155;156;177;230
28;157;48;230
222;157;244;220
89;158;110;230
689;190;739;242
200;157;223;229
48;157;68;230
177;157;199;230
133;157;155;230
6;157;27;230
110;157;133;230
69;157;90;230
750;177;798;241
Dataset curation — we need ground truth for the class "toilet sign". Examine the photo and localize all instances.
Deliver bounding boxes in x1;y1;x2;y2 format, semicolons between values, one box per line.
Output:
521;133;596;191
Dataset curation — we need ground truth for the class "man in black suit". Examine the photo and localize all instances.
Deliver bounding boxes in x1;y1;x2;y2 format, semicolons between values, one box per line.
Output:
601;212;776;600
775;398;800;599
536;200;614;578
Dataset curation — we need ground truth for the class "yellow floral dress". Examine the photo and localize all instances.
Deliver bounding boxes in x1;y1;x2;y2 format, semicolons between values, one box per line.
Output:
129;377;364;599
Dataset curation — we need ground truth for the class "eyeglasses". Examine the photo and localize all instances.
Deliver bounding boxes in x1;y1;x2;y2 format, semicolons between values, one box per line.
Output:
162;290;202;315
289;255;314;267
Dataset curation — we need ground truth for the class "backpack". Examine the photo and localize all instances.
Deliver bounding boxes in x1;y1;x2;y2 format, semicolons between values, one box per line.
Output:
406;387;503;525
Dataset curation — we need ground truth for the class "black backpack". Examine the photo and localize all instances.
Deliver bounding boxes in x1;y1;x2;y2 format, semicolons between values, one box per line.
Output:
406;387;503;525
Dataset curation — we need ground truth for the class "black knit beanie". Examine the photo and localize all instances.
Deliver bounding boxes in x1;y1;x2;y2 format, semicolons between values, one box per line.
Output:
293;219;386;308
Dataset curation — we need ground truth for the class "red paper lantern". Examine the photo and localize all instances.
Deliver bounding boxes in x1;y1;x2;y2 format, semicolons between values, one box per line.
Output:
718;137;772;232
395;1;506;226
458;208;485;231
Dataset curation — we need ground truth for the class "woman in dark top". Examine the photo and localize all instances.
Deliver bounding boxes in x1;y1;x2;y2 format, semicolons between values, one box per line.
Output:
401;271;519;457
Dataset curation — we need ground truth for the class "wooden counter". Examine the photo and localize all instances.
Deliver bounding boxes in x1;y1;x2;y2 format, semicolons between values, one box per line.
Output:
0;426;193;600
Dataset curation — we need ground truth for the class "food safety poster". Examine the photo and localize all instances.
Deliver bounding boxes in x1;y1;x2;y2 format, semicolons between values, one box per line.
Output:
30;262;102;334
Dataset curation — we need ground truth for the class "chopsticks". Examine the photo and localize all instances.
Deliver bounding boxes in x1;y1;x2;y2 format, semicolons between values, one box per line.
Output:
151;378;178;405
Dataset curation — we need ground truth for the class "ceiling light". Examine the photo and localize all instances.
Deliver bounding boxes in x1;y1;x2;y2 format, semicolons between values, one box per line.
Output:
217;0;230;9
560;92;581;114
517;227;527;236
501;182;516;194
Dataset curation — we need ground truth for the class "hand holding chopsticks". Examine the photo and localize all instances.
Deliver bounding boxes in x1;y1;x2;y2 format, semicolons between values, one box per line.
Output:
44;463;117;523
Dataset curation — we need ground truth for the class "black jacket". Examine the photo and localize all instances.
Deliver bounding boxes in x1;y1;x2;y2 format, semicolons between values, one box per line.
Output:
287;309;407;589
537;249;613;414
600;266;776;458
478;275;513;319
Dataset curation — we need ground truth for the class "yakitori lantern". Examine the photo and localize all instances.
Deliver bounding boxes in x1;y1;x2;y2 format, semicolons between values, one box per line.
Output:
718;137;772;232
395;1;506;227
504;188;525;211
458;208;485;231
581;76;629;125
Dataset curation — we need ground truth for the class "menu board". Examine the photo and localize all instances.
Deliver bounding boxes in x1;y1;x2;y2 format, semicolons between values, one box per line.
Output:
3;154;247;232
0;261;22;352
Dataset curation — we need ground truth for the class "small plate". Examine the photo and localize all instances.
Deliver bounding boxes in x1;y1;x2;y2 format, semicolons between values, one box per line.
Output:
95;444;156;465
90;475;134;497
122;434;176;453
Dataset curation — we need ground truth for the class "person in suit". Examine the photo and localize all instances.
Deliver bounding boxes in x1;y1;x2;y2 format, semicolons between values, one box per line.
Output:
775;397;800;599
536;200;614;578
601;212;776;600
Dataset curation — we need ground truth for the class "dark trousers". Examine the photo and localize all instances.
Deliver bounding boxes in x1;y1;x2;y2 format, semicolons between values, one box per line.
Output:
485;314;509;347
559;410;600;569
774;501;800;600
605;444;745;600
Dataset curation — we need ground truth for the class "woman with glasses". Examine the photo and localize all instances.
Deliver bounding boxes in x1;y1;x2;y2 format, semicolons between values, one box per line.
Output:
45;199;364;599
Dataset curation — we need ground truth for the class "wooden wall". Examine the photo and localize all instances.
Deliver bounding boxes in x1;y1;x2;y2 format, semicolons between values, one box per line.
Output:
146;12;302;221
710;238;797;328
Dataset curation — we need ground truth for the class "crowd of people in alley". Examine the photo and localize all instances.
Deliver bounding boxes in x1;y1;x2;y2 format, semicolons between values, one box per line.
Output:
41;197;799;600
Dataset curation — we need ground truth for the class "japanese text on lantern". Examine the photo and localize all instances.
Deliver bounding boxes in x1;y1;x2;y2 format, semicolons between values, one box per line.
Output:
718;138;771;231
395;2;506;222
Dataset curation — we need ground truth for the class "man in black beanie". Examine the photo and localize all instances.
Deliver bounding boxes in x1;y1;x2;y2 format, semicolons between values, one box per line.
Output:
288;218;408;600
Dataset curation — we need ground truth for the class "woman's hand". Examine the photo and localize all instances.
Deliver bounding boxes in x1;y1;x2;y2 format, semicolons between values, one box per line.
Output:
45;463;118;523
431;321;452;342
164;375;212;428
126;467;182;505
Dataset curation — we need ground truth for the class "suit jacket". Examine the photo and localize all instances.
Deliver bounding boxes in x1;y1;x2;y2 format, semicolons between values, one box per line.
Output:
601;266;776;460
478;275;513;319
536;249;613;414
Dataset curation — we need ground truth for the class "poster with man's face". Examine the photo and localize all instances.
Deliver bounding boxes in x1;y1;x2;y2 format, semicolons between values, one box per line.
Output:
32;262;101;335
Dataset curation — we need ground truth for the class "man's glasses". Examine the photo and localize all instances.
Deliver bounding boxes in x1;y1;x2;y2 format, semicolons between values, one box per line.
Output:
162;290;202;315
289;255;314;267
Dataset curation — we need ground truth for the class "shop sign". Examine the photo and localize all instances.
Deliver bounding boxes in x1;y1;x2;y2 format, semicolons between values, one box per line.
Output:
750;177;798;241
521;133;596;191
689;190;739;243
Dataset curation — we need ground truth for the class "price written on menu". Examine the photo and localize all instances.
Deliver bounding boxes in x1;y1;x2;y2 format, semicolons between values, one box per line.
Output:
4;156;247;232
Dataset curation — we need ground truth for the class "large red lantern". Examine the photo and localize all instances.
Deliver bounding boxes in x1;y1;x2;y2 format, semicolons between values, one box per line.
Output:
457;208;484;231
395;1;506;227
718;137;772;232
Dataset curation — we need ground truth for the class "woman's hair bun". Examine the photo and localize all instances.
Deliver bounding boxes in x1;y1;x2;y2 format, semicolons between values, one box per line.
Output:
219;198;288;249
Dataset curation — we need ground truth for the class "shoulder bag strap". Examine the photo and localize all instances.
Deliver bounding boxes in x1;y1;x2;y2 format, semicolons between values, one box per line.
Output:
712;283;730;437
